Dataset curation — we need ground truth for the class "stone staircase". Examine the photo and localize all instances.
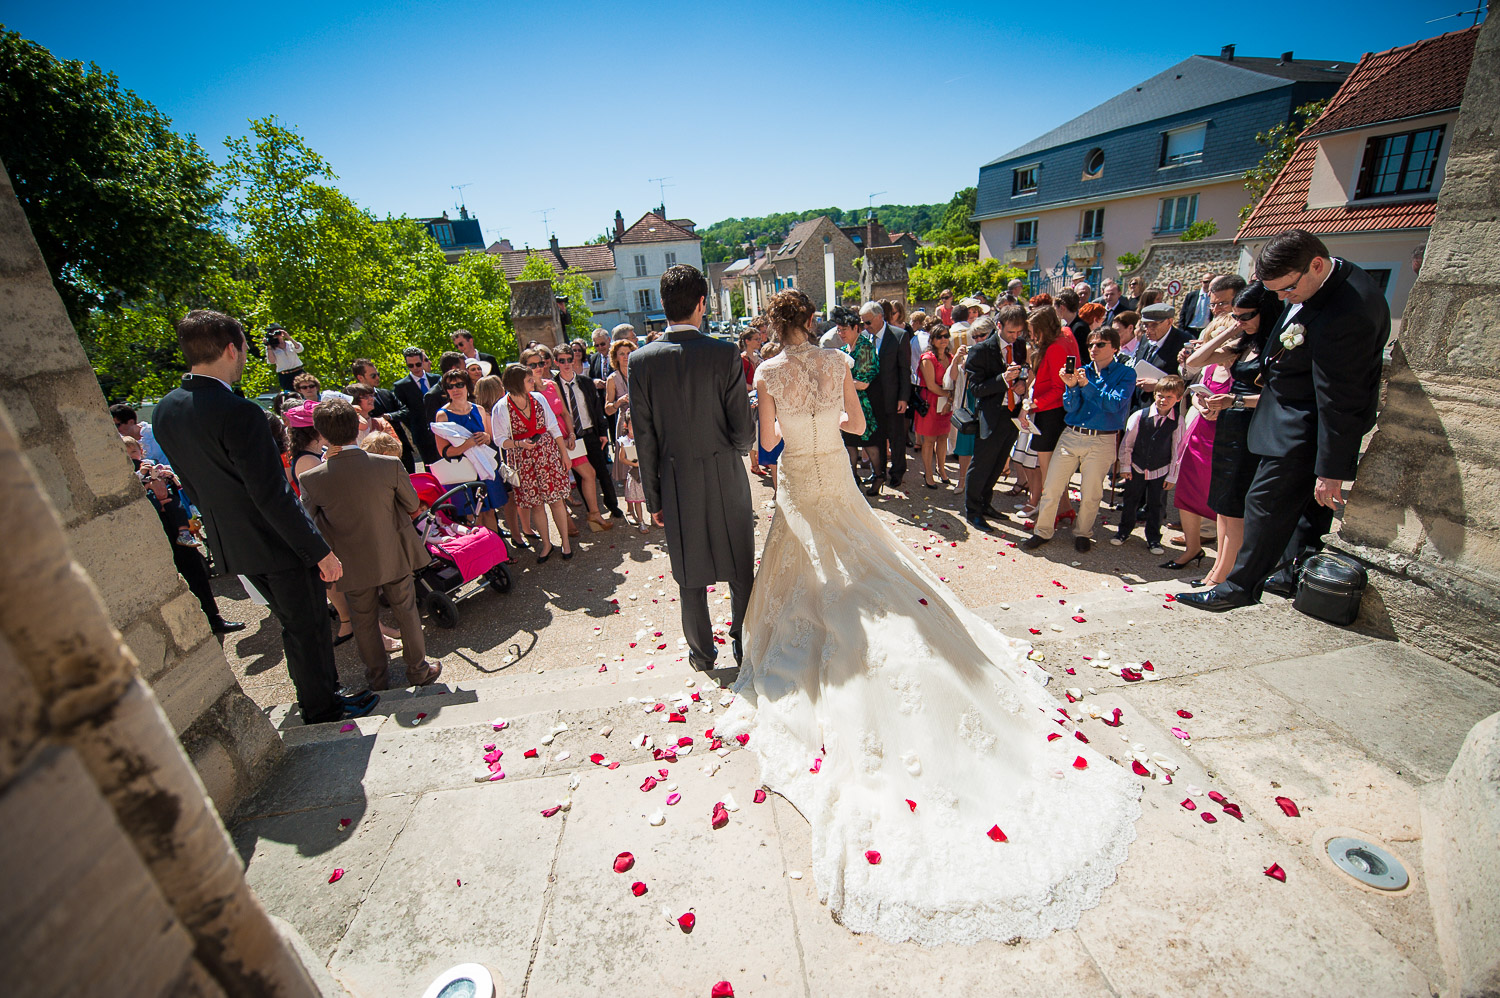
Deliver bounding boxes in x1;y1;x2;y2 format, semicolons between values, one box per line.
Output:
233;581;1500;998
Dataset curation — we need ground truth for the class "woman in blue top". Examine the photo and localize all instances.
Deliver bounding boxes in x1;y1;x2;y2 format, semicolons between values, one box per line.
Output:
435;369;507;535
1023;326;1136;553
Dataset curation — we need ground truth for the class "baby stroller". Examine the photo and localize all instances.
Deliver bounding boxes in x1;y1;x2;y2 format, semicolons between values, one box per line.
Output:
409;473;512;628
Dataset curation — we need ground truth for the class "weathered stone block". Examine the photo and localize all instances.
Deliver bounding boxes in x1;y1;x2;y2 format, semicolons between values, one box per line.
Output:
123;618;169;681
66;499;182;623
0;282;89;380
190;735;239;813
21;443;74;521
162;588;210;651
58;396;138;502
154;640;238;734
0;384;40;437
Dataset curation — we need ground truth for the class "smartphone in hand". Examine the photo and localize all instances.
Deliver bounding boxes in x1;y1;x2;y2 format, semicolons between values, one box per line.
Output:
1064;356;1077;376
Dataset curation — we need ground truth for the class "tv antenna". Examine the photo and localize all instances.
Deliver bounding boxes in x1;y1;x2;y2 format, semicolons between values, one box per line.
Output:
534;208;557;240
1424;3;1485;23
451;183;474;212
648;176;674;210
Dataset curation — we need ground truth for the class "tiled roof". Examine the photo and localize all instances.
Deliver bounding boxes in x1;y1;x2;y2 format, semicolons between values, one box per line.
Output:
616;211;700;244
669;218;696;231
1236;141;1437;240
1303;26;1478;137
774;218;828;258
988;53;1353;165
489;244;616;279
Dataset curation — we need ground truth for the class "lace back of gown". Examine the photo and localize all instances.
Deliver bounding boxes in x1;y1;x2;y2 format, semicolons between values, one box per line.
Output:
724;341;1141;946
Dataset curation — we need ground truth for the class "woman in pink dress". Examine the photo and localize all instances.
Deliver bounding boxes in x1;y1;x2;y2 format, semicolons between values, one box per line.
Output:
1162;363;1232;570
914;326;954;488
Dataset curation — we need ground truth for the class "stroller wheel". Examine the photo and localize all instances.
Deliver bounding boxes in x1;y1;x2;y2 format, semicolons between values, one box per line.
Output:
485;565;512;594
424;591;459;629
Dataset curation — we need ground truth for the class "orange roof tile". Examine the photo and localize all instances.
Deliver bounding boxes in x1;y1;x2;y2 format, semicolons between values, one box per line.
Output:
616;211;700;245
1303;26;1478;137
1236;141;1437;240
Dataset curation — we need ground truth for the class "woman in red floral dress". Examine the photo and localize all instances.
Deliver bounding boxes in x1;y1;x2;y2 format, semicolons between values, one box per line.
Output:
492;364;573;562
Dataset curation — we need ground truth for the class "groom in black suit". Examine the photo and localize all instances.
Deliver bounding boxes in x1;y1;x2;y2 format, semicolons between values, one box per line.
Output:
963;306;1028;529
1178;229;1391;611
154;310;377;724
859;301;911;495
630;265;756;671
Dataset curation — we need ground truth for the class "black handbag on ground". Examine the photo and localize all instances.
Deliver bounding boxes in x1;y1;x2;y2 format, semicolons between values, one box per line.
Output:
1293;552;1367;626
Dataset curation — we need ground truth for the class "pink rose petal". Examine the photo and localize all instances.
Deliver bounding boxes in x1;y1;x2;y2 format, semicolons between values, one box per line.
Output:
678;911;696;932
1047;732;1062;741
1065;667;1076;675
613;852;635;873
865;850;881;865
483;743;496;752
1208;790;1228;805
631;881;648;896
1221;803;1244;821
1072;756;1088;770
711;805;729;829
1171;727;1191;740
753;789;767;803
987;824;1008;842
1072;615;1087;623
735;733;749;746
339;723;356;733
1181;798;1197;811
540;805;561;817
1264;863;1286;882
328;868;345;884
652;703;666;712
1275;796;1301;818
1132;760;1151;777
666;792;682;805
810;758;822;773
1202;812;1217;823
711;982;734;998
640;777;658;792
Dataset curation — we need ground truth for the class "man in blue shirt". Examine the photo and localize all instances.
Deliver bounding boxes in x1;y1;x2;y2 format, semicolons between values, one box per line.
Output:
1024;327;1136;553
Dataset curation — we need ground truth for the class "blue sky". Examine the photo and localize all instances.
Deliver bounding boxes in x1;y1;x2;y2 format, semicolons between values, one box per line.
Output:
2;0;1473;246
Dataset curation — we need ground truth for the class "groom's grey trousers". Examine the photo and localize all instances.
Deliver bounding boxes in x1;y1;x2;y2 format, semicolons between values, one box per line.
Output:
680;569;753;668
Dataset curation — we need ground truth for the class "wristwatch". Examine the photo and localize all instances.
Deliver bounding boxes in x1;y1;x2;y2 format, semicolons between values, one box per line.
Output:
1232;396;1245;410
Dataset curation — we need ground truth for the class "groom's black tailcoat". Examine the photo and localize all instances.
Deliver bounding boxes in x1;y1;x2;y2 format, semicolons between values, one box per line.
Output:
630;326;756;664
1226;258;1390;596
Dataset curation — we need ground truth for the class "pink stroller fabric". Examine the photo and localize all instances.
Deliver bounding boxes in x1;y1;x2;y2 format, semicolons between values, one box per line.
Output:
434;528;507;583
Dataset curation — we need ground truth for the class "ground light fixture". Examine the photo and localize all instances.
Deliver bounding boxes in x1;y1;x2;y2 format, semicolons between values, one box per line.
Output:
421;963;500;998
1326;836;1409;891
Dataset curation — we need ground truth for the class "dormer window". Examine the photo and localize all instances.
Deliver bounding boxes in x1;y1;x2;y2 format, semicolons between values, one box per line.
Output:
1160;123;1206;167
1356;126;1445;198
1012;165;1039;196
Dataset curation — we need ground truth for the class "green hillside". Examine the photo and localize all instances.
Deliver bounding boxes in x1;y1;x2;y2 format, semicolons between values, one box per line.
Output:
699;203;946;263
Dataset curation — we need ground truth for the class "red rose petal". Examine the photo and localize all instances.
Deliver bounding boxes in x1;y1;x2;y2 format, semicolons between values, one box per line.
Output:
1065;692;1079;703
865;850;882;865
1142;660;1155;671
1275;796;1301;818
668;712;686;723
1072;756;1088;770
613;852;635;873
1065;667;1076;675
1075;730;1089;743
690;691;702;702
607;761;620;769
598;664;608;673
677;736;694;748
640;777;658;792
1164;593;1177;602
1102;708;1124;727
735;733;749;746
1181;798;1197;811
1177;709;1193;718
589;753;605;765
810;758;822;773
338;817;352;829
658;768;670;778
711;806;729;829
327;868;345;884
1221;803;1244;821
906;799;917;812
918;598;928;605
678;911;696;932
540;805;561;817
652;703;665;712
1208;790;1228;805
1264;863;1286;882
1072;615;1087;623
1028;627;1042;635
1202;812;1217;823
709;737;723;751
631;881;648;896
753;789;767;803
1120;668;1144;682
987;824;1008;842
523;748;538;758
416;712;427;721
1047;732;1062;741
1132;760;1151;777
711;983;734;998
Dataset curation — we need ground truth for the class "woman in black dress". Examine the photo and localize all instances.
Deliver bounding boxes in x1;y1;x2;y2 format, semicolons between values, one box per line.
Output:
1182;282;1283;588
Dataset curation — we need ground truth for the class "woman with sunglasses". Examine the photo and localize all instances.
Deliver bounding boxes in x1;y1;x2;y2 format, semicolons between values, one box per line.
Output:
915;324;955;487
494;363;574;562
1176;281;1284;588
520;346;583;539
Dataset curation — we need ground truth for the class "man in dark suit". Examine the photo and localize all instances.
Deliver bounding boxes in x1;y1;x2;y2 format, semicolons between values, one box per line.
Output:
393;347;439;466
1180;273;1215;335
858;300;911;495
423;351;469;434
586;328;612;383
351;357;416;469
1131;303;1190;407
630;265;755;672
962;306;1029;530
452;329;499;372
1056;288;1091;357
153;310;377;725
1095;280;1130;326
1177;230;1391;611
554;348;625;520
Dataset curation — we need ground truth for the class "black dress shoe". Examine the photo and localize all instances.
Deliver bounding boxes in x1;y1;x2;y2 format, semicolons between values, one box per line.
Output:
688;655;717;672
307;694;379;725
1022;535;1050;550
965;514;991;532
1261;569;1300;599
1174;587;1257;612
1074;536;1092;553
211;619;246;635
889;477;903;489
981;505;1005;519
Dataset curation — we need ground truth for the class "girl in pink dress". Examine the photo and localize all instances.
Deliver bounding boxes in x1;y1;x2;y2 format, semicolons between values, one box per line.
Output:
1163;364;1232;570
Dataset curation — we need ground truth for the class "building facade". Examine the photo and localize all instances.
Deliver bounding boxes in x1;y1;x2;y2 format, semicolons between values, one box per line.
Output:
973;48;1352;291
488;237;622;331
1236;27;1479;327
419;208;486;261
612;211;703;333
767;216;860;313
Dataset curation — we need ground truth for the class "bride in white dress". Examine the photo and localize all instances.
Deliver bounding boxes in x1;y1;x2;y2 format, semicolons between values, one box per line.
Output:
721;290;1141;946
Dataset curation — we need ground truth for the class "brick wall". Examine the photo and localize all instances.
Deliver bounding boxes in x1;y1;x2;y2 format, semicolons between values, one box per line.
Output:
1121;237;1244;312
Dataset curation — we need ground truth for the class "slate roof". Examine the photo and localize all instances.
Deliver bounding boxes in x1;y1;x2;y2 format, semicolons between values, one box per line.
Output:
616;212;700;244
1302;26;1478;137
987;53;1354;165
490;244;616;279
1237;28;1477;242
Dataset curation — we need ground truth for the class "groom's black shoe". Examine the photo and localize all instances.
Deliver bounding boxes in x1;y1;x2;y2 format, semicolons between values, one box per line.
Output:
1175;586;1257;612
965;514;991;532
1261;565;1301;599
731;637;743;666
1022;535;1050;550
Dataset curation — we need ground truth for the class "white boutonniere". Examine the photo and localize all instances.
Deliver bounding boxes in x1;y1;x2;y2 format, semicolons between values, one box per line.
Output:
1279;323;1306;351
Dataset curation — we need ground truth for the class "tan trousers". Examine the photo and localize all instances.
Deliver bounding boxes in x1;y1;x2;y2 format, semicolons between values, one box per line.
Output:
1033;427;1116;539
346;576;426;689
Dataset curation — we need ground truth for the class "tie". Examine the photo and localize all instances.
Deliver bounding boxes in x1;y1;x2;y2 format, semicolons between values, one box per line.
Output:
1004;343;1018;408
419;375;429;393
564;379;583;432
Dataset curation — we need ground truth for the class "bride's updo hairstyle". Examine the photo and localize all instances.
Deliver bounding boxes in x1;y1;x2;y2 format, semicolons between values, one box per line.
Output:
766;288;815;346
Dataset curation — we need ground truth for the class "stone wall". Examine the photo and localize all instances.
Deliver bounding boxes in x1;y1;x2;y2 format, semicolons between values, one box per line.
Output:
1330;13;1500;686
0;162;282;812
861;245;909;306
512;278;561;348
1120;237;1243;312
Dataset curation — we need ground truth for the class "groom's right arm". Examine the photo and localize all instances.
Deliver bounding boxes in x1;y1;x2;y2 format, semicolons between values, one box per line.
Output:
629;360;662;514
724;347;754;456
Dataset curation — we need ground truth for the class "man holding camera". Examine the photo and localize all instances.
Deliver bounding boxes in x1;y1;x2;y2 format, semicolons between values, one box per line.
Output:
962;306;1028;531
265;323;306;391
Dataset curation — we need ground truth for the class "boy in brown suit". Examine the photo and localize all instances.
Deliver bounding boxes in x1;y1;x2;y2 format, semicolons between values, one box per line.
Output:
300;399;441;689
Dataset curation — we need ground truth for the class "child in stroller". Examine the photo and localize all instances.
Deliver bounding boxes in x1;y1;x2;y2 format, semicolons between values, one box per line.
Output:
409;473;512;628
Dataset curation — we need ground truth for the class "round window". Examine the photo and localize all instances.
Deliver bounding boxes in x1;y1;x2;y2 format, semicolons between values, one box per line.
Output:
1084;148;1105;175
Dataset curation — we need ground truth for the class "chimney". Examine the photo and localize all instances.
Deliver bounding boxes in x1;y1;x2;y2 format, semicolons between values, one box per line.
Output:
499;238;513;252
1281;50;1294;61
459;205;469;220
1220;44;1235;60
549;234;560;253
614;210;625;239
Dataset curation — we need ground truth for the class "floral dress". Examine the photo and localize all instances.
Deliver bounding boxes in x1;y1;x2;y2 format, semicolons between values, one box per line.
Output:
506;394;571;507
840;331;878;446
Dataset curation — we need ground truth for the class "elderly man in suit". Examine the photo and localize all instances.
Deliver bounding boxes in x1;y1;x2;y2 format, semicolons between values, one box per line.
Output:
299;399;441;689
858;300;912;496
393;347;439;466
630;264;756;672
1132;303;1190;405
1180;273;1216;335
154;310;377;725
1177;229;1391;611
962;306;1030;530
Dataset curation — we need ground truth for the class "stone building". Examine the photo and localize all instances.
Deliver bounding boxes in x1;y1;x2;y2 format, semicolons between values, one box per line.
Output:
860;245;910;306
766;216;859;312
612;210;703;334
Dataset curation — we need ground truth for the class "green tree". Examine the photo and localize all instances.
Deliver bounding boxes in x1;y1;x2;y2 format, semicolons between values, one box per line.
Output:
730;288;745;319
1240;99;1328;223
922;187;980;248
0;29;225;328
1179;219;1219;242
908;256;1025;303
517;253;595;342
380;249;514;368
1115;251;1142;275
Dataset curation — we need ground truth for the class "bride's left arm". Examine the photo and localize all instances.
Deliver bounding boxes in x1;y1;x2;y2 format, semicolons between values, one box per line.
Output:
840;368;866;438
755;378;783;452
